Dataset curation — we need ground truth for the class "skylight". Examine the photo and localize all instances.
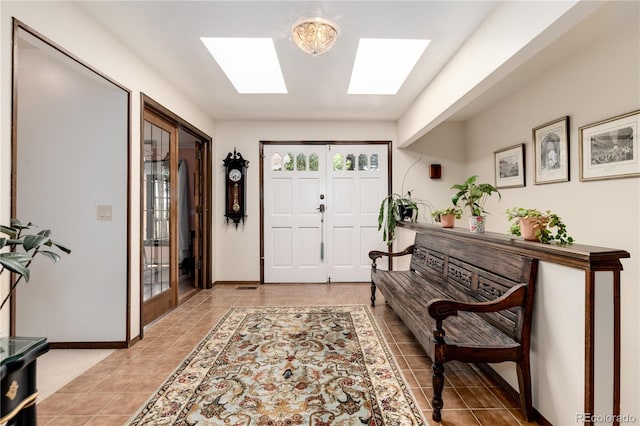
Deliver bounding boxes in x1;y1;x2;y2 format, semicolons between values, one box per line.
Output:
201;37;287;94
348;38;430;95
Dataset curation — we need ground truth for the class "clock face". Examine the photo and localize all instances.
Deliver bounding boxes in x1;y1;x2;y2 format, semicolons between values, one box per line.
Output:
229;168;242;182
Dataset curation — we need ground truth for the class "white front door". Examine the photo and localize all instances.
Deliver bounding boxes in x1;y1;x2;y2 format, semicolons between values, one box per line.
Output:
263;145;327;282
326;145;389;282
263;143;388;283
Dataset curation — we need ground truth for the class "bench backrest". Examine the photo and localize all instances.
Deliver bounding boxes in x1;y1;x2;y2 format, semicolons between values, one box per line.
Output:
410;232;538;343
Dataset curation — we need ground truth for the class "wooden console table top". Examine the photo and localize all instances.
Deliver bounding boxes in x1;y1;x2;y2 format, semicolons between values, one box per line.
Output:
399;222;630;271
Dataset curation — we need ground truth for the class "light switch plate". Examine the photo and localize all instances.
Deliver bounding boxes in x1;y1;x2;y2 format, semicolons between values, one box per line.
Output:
97;205;112;221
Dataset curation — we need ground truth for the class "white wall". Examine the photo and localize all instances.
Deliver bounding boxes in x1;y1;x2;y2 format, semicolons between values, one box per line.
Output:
397;0;601;147
407;121;467;210
459;2;639;419
212;121;469;281
213;120;397;282
0;1;216;339
15;35;128;341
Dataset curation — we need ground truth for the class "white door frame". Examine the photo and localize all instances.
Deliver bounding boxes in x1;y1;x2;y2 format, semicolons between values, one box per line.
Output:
260;141;391;284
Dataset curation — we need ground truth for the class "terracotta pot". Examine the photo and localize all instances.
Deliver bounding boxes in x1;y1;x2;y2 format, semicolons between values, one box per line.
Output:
441;214;456;228
519;217;548;241
469;216;485;233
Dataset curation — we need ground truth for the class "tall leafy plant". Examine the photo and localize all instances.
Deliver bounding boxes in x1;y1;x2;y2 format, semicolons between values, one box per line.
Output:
450;175;501;217
0;219;70;311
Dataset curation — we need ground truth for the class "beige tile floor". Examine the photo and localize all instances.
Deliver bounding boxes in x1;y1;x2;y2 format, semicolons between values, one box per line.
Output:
36;283;540;425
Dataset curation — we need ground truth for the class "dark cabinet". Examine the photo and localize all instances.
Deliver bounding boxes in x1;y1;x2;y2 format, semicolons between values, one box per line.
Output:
1;337;49;425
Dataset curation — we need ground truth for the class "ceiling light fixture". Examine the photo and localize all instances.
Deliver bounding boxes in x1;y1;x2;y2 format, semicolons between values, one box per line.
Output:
291;17;339;56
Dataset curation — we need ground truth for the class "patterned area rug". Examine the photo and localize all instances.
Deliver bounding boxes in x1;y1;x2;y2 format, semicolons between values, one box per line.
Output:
128;305;426;425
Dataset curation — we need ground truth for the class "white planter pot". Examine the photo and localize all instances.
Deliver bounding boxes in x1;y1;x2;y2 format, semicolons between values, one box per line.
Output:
469;216;486;233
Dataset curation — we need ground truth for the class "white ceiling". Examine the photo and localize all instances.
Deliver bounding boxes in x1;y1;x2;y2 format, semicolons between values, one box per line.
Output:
75;1;499;122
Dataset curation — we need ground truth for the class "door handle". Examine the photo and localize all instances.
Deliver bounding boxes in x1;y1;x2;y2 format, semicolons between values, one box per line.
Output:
317;204;325;213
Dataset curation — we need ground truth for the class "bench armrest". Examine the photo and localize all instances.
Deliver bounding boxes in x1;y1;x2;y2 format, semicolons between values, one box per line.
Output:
368;245;415;268
427;284;527;321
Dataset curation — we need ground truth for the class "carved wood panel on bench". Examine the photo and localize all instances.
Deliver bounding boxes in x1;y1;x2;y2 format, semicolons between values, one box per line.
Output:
369;232;538;423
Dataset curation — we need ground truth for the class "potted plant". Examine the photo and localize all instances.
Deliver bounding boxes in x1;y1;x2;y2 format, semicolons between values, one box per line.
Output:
431;207;462;228
378;191;419;245
450;175;501;233
506;207;574;244
0;219;70;312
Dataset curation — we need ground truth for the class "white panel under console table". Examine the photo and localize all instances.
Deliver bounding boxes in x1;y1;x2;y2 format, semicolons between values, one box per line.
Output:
397;223;630;426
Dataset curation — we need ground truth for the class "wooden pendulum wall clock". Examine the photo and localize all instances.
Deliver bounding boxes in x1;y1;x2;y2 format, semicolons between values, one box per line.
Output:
223;148;249;228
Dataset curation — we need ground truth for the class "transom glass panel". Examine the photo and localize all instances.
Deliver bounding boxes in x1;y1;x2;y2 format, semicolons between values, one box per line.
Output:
269;151;323;172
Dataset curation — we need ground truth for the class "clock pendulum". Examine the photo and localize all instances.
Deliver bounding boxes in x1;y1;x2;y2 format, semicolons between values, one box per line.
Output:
232;183;240;212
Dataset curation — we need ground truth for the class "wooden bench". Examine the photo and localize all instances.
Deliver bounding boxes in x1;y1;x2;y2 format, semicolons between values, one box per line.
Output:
369;231;538;422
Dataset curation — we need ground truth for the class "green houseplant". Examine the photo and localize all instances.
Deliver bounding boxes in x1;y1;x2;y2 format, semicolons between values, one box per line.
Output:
450;175;500;233
0;219;70;312
431;207;462;228
506;207;574;244
377;156;436;245
378;191;419;245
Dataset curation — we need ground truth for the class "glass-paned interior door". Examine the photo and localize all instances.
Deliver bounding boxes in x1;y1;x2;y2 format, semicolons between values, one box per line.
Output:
142;109;178;325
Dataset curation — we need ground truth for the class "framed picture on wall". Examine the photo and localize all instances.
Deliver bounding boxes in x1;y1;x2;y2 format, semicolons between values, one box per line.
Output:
494;143;525;188
579;109;640;181
533;116;570;184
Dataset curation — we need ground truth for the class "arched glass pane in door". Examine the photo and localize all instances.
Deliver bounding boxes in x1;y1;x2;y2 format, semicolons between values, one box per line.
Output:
271;153;282;171
358;154;368;170
309;153;319;171
296;153;307;171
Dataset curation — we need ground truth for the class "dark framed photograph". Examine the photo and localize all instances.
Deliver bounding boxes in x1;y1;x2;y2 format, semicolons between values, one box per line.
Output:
494;143;525;188
579;109;639;181
533;116;570;184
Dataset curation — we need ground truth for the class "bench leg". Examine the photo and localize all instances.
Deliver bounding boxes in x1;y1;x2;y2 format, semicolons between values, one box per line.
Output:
516;356;533;421
370;281;376;307
432;362;445;422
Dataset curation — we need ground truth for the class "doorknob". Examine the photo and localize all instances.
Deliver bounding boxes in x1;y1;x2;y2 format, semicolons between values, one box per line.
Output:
317;203;325;213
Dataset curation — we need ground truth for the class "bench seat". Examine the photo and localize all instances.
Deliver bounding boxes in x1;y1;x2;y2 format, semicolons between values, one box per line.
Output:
370;231;538;422
374;269;520;357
